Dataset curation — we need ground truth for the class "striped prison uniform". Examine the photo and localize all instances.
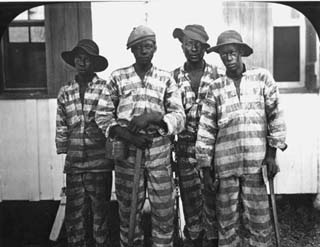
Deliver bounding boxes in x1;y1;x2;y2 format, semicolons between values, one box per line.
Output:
172;62;220;241
95;65;186;247
56;76;114;247
196;67;287;247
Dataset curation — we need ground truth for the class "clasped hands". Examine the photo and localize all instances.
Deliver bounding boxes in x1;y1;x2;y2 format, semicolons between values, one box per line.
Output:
112;112;163;150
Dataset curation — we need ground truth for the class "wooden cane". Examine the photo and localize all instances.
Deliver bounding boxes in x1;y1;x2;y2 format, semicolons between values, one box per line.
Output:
262;165;281;247
269;176;281;247
128;148;143;247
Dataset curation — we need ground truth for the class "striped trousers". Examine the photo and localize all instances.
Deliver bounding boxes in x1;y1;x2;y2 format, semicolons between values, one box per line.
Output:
217;173;272;247
115;159;174;247
65;172;113;247
178;163;218;240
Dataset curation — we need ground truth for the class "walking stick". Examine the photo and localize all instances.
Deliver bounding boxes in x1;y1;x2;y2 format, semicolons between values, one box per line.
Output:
262;165;281;247
128;148;143;247
269;176;281;247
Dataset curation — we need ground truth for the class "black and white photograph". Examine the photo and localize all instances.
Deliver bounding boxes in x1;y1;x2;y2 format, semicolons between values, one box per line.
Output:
0;0;320;246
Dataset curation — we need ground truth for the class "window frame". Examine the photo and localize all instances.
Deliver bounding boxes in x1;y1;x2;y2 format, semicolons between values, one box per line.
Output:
0;5;48;99
271;4;307;93
0;2;93;99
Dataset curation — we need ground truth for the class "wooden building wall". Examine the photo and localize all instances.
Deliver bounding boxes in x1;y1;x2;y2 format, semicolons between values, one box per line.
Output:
222;1;272;71
0;99;64;201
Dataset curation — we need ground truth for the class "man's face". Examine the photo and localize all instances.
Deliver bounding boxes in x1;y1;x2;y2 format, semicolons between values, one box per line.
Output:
182;37;206;63
131;40;156;66
74;49;94;75
219;44;242;72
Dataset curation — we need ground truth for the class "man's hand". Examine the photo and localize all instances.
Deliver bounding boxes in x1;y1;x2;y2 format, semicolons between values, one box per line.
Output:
128;114;150;133
130;133;153;149
262;156;279;179
128;112;163;133
202;167;217;192
263;146;279;179
110;125;152;149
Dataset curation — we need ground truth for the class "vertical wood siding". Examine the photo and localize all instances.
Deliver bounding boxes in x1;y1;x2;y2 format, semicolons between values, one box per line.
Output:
275;94;320;193
45;2;92;98
222;1;272;71
0;99;64;201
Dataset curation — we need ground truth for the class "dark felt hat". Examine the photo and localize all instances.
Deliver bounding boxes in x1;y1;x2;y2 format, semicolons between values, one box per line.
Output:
173;24;210;49
61;39;108;72
207;30;253;57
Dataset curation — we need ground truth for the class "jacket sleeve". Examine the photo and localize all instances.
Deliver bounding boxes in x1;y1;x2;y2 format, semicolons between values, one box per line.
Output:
95;77;119;138
161;76;186;136
263;69;287;151
55;87;69;154
195;85;218;168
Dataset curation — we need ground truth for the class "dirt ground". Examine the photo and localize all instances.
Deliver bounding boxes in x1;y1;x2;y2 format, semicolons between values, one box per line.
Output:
1;194;320;247
273;194;320;247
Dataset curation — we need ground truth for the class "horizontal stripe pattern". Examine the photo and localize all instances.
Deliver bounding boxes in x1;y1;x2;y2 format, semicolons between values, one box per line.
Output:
217;174;272;247
95;64;185;138
65;172;113;247
177;164;203;240
55;76;113;173
196;67;287;177
115;160;174;247
173;62;221;168
95;65;185;164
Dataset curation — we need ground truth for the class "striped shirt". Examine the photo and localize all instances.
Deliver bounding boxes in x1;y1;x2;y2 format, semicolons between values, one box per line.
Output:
172;62;220;167
195;67;287;178
55;75;112;173
95;64;186;165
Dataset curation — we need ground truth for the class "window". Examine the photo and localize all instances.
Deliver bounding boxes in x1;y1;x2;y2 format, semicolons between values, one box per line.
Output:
272;4;306;91
273;26;300;82
0;6;47;95
0;2;93;98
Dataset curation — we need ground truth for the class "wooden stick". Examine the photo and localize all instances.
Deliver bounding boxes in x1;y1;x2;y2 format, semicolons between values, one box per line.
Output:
49;187;66;241
269;177;281;247
128;148;143;247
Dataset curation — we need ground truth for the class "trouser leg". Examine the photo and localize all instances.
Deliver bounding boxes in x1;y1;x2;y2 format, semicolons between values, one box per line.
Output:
217;176;241;247
115;160;145;247
85;172;113;247
147;164;175;247
178;164;203;240
65;173;89;247
241;173;272;247
202;180;218;241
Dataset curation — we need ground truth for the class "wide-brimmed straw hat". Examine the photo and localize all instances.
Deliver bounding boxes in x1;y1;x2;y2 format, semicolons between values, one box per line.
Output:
207;30;253;57
127;25;156;49
173;24;210;49
61;39;108;72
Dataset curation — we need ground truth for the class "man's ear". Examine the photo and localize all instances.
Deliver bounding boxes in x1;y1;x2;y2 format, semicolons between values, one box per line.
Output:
154;43;157;53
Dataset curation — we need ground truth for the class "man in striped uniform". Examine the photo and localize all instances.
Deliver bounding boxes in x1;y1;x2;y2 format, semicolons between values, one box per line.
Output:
172;24;220;247
95;25;185;247
196;30;287;247
56;39;113;247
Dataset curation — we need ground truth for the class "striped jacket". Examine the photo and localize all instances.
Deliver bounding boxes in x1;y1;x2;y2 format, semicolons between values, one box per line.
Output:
55;75;112;173
195;67;287;178
95;64;186;165
172;62;220;168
